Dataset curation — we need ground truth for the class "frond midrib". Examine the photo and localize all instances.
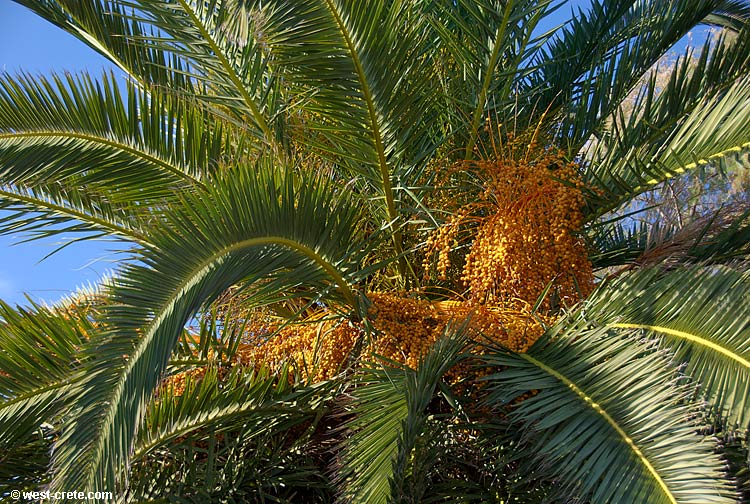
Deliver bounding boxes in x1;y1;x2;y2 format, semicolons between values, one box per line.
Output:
588;138;750;219
132;402;315;460
0;378;74;412
519;351;677;504
464;0;515;160
82;234;356;486
643;140;750;186
0;131;204;190
174;0;274;144
320;0;406;277
0;187;150;245
611;322;750;368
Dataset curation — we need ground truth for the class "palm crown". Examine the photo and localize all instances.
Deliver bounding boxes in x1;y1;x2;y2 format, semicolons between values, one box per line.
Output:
3;0;750;502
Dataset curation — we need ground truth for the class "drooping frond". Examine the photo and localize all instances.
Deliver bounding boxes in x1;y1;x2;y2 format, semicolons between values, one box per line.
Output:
13;0;196;92
15;0;280;144
0;185;149;246
133;367;331;463
0;70;234;246
0;71;221;198
49;162;368;492
586;266;750;427
483;319;735;504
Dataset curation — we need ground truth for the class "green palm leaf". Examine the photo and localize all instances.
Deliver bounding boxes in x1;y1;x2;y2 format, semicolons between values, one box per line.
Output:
114;0;282;144
126;366;334;501
0;71;220;198
0;70;233;246
529;0;750;151
710;0;750;28
108;0;442;282
16;0;275;141
587;266;750;427
0;185;150;245
49;162;367;492
0;297;96;454
13;0;196;93
0;426;54;494
429;0;554;158
337;326;467;504
133;366;330;463
5;1;750;500
483;318;735;504
304;0;443;280
652;74;750;180
125;305;338;502
587;217;659;268
584;22;750;214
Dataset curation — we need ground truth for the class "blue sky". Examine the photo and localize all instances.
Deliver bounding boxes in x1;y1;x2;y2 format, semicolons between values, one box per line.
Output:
0;1;119;306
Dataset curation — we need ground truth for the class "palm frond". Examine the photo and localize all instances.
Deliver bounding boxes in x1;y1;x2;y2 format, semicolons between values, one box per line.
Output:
529;0;750;151
49;162;368;492
130;432;331;502
0;295;103;495
307;0;444;280
0;70;234;246
0;425;54;494
0;300;94;449
0;71;221;198
428;0;554;158
584;23;750;214
13;0;195;92
588;217;659;268
337;326;467;504
110;0;283;144
125;365;334;501
6;1;750;501
707;0;750;29
587;266;750;427
0;185;150;245
108;0;443;282
589;203;750;268
651;74;750;183
133;366;330;463
483;318;735;504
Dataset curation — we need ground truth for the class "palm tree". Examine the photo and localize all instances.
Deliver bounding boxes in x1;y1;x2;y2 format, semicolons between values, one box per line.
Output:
3;0;750;502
